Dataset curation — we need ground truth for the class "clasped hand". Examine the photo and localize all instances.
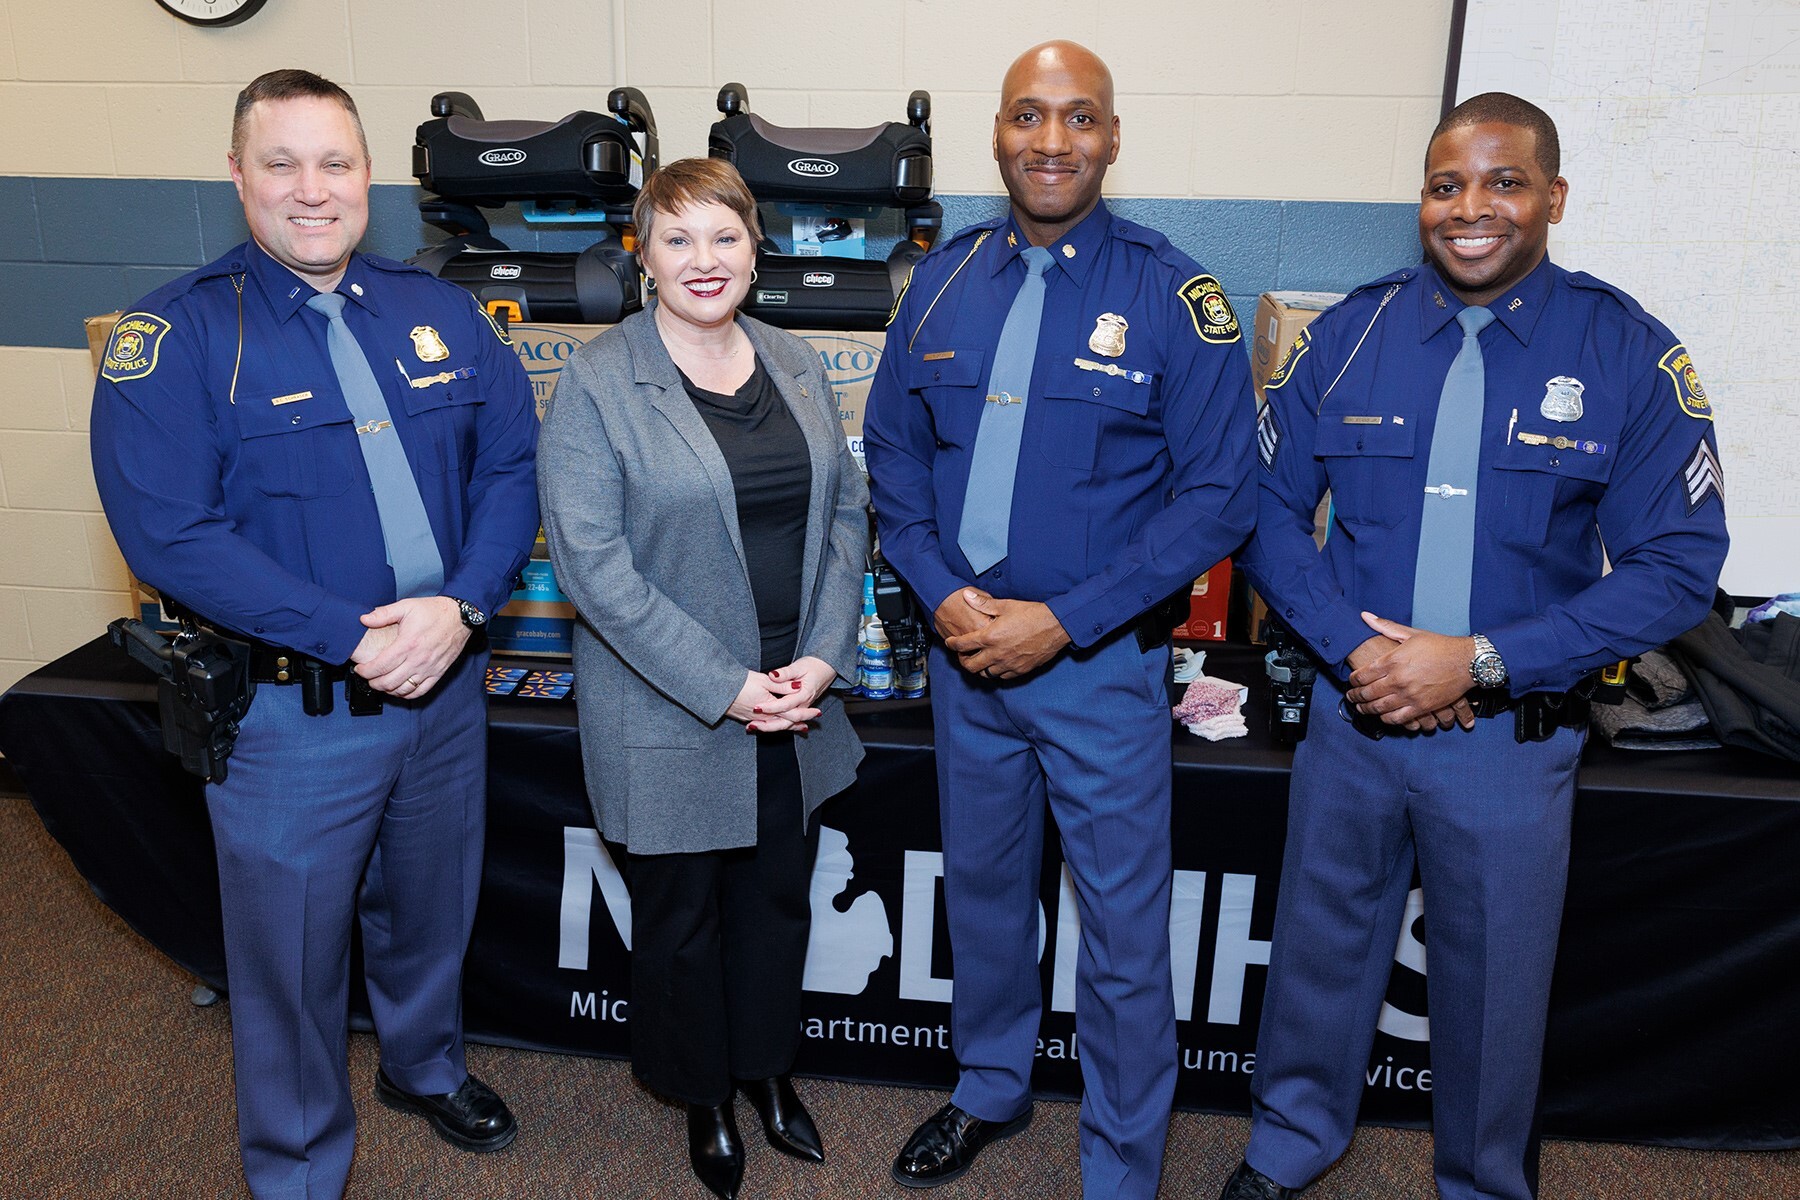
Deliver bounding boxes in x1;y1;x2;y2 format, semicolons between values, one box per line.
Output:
1344;612;1478;733
938;588;1070;680
350;596;471;699
726;655;837;733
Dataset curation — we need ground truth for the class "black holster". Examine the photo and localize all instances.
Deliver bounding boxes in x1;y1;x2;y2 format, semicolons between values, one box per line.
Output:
109;618;257;783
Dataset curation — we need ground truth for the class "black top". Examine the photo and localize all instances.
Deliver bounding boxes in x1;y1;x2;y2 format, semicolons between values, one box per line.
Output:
680;355;812;671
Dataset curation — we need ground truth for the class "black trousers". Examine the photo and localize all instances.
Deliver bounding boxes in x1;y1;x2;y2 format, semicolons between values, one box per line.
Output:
622;736;819;1105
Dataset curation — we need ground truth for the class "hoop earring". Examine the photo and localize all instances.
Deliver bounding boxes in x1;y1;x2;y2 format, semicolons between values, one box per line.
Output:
750;268;759;284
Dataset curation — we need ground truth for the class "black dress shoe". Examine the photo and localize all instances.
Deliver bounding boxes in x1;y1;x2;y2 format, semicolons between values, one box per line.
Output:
739;1075;825;1163
1219;1160;1298;1200
374;1069;518;1152
891;1101;1031;1188
686;1102;745;1200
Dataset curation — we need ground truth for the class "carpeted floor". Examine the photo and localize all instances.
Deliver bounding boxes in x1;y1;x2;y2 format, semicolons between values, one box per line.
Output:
3;790;1796;1199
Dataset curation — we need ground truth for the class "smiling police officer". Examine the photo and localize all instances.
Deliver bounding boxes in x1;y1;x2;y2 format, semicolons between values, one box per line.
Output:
1219;93;1729;1200
865;40;1256;1199
90;70;539;1200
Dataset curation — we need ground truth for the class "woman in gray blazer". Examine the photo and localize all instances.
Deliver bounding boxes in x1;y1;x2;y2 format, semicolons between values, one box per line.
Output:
537;158;868;1200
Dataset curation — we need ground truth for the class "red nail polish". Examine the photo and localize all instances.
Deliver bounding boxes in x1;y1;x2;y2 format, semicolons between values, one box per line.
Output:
770;670;782;679
752;707;763;714
791;681;801;689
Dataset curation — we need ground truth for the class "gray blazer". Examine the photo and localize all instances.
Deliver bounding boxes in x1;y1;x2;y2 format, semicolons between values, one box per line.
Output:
538;308;869;854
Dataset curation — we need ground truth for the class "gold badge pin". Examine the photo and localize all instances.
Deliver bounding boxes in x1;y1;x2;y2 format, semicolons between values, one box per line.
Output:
1006;231;1018;248
410;325;450;363
1088;313;1128;357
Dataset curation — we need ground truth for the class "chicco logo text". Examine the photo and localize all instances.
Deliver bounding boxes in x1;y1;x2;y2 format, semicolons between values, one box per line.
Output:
803;272;835;288
490;264;523;280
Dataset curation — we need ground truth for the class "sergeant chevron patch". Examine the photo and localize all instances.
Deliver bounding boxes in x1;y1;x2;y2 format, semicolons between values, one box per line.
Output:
1683;438;1724;513
1257;402;1280;471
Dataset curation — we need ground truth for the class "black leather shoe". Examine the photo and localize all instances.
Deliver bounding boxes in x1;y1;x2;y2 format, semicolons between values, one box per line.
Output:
374;1069;517;1152
891;1101;1031;1188
1219;1160;1298;1200
739;1075;824;1163
686;1102;745;1200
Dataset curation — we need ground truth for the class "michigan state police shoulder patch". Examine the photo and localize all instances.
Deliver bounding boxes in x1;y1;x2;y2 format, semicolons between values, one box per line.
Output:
1179;274;1240;344
1264;328;1310;391
100;312;172;384
1658;344;1711;420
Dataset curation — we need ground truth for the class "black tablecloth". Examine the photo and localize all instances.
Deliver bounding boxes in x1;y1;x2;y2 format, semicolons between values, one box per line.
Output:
5;637;1798;1147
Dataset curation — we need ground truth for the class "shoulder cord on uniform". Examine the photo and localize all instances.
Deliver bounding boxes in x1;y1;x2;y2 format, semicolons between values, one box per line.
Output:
1317;282;1402;413
229;273;245;406
907;230;993;353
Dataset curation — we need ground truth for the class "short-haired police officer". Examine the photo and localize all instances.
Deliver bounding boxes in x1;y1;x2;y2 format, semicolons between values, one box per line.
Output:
865;41;1256;1199
1219;93;1729;1200
89;70;540;1200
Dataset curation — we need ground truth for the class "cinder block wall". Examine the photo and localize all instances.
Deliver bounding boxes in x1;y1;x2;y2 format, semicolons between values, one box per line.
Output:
0;0;1452;691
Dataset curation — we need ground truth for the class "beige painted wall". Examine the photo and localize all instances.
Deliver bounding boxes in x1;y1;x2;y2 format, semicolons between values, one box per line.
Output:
0;0;1453;691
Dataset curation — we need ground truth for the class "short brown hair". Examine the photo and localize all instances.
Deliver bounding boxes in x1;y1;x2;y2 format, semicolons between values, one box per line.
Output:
1428;92;1560;179
632;157;763;246
231;69;368;161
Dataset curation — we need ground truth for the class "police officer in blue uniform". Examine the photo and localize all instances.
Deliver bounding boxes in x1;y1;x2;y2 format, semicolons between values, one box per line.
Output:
89;71;539;1200
1219;94;1729;1200
865;41;1255;1198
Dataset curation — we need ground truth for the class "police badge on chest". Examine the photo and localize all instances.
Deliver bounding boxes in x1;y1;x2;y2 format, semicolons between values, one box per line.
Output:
1540;375;1584;422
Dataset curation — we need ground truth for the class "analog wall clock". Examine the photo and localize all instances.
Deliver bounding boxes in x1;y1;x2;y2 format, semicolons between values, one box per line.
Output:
153;0;269;27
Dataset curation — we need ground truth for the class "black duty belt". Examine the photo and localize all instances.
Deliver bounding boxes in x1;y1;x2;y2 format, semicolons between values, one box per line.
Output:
1348;685;1590;744
245;645;381;716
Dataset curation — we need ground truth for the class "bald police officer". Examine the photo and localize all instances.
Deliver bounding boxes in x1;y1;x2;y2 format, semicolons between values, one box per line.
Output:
866;41;1256;1199
1220;93;1728;1200
90;70;539;1200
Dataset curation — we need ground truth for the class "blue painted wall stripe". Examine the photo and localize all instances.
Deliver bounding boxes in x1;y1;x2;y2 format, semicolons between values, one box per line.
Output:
0;176;1420;350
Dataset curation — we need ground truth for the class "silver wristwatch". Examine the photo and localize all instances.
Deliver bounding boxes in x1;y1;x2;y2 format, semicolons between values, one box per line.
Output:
1469;633;1508;688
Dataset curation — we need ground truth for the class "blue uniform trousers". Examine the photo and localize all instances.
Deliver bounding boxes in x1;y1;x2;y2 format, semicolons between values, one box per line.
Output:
932;631;1177;1200
1246;679;1581;1200
204;652;487;1200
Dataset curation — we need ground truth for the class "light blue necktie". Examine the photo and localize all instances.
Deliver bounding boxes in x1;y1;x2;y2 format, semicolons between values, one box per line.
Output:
305;291;444;599
958;245;1054;575
1411;304;1495;636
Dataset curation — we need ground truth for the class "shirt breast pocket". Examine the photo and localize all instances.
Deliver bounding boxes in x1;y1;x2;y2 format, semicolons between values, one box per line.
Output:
1315;418;1417;529
1036;364;1152;472
1489;438;1612;547
911;350;988;449
234;390;356;498
401;379;484;475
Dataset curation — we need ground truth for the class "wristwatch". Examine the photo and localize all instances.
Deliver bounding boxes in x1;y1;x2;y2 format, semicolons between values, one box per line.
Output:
1469;633;1508;688
449;597;487;630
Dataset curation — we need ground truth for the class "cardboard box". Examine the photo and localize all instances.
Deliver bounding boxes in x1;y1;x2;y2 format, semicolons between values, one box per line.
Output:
508;323;609;421
1172;559;1231;642
1250;291;1341;401
86;312;124;370
489;553;577;658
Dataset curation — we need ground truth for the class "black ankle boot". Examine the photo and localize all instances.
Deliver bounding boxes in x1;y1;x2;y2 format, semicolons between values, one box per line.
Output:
686;1102;744;1200
739;1075;825;1164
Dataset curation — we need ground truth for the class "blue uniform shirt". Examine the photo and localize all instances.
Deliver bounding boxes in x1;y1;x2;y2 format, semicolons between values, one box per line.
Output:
1242;256;1729;694
91;241;540;664
864;202;1257;647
